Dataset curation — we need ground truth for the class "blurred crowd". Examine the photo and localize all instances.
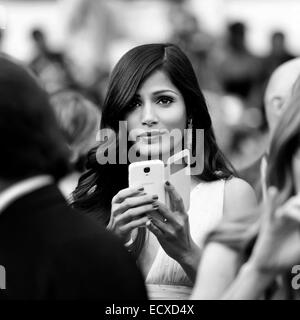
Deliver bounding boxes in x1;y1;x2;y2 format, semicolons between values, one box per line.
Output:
1;0;300;301
1;0;297;169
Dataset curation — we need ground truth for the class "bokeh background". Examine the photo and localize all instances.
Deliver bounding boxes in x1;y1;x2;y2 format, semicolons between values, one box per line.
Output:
1;0;299;169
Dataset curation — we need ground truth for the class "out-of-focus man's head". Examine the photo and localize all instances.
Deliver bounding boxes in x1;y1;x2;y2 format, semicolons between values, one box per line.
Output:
264;58;300;138
0;54;70;182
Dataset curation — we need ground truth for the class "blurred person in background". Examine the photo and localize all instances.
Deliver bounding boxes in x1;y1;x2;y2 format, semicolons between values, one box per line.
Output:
50;90;101;200
29;28;78;94
65;0;116;93
191;77;300;299
72;43;257;300
262;31;296;82
0;55;147;300
239;58;300;201
168;1;216;92
214;22;264;161
216;22;261;104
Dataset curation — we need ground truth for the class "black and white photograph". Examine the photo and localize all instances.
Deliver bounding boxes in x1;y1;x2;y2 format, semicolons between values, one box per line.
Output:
1;0;300;307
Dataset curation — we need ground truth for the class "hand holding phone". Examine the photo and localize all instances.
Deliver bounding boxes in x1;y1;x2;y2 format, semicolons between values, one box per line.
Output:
128;150;191;212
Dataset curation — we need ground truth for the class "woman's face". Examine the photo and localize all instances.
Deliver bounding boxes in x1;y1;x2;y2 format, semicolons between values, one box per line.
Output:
125;70;187;160
292;148;300;193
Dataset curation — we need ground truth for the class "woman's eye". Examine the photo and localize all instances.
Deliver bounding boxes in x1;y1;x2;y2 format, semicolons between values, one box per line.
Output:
157;96;174;105
128;99;142;110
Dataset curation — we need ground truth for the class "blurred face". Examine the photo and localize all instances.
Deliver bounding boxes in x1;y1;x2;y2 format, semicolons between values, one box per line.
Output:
125;70;187;160
292;148;300;193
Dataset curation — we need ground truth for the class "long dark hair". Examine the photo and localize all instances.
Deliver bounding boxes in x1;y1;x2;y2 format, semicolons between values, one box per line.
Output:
72;43;235;257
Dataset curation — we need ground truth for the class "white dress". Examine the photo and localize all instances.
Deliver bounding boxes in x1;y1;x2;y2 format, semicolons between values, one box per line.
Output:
145;179;225;300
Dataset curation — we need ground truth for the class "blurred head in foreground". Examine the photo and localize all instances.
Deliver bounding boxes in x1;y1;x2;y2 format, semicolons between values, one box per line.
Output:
0;54;70;183
264;58;300;139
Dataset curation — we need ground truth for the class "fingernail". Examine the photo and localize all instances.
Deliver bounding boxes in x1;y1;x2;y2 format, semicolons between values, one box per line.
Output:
152;195;158;200
153;203;159;209
165;181;170;186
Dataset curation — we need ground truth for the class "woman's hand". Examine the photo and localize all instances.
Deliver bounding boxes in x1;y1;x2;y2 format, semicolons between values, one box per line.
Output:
146;181;201;281
107;186;158;243
248;187;300;274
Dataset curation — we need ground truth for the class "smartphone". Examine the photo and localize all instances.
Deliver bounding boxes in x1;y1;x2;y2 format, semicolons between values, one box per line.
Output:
128;160;166;205
166;149;191;211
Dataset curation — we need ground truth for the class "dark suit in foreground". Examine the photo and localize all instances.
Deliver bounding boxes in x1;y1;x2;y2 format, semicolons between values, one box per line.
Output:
0;184;147;300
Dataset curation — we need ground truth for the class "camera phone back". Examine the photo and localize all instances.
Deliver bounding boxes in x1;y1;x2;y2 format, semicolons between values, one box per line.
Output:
128;160;165;204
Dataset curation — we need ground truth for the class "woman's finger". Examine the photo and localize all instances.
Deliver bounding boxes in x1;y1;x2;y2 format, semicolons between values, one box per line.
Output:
275;194;300;220
265;186;279;221
119;204;157;223
118;216;150;234
150;215;172;234
165;181;185;213
116;194;158;215
148;200;177;224
285;194;300;208
146;220;164;238
281;207;300;223
112;186;144;204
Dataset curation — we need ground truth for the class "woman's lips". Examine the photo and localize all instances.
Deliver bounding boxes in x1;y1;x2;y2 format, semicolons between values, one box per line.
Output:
138;130;166;137
138;130;167;143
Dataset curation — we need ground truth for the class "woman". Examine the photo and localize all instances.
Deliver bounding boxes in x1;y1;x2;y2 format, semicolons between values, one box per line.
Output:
191;75;300;299
72;43;256;299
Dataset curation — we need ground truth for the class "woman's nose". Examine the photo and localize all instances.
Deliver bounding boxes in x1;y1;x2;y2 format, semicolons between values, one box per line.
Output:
141;103;158;127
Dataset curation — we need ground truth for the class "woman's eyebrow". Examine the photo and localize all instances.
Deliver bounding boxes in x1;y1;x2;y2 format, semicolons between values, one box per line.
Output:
152;89;179;96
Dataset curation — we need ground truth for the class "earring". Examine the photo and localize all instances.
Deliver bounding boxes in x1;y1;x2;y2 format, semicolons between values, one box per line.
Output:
187;118;193;152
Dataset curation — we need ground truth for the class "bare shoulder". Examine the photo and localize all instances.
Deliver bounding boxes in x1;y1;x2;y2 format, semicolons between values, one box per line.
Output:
225;177;257;198
223;177;258;221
